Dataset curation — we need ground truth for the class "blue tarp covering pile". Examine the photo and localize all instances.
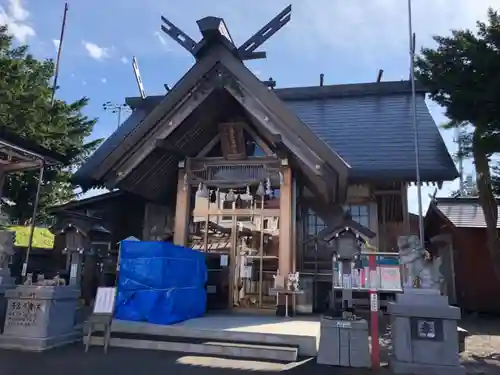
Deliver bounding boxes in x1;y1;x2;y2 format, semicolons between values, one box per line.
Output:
115;241;207;325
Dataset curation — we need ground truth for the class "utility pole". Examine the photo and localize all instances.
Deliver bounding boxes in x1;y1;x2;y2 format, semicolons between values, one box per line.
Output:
51;2;69;106
102;101;130;129
25;2;68;278
407;0;424;247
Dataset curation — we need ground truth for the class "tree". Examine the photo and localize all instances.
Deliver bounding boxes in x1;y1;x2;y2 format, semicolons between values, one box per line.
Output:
0;25;102;224
415;8;500;279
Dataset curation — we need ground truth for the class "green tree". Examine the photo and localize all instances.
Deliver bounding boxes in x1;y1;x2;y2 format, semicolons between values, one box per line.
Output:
0;25;102;224
416;8;500;279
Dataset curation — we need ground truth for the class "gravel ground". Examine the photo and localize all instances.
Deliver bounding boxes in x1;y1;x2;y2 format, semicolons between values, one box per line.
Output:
0;316;497;375
459;316;500;374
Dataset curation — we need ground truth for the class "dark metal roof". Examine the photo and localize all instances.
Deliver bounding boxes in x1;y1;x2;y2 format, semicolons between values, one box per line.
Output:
48;190;124;213
431;197;500;228
74;80;457;188
73;108;153;187
281;83;457;182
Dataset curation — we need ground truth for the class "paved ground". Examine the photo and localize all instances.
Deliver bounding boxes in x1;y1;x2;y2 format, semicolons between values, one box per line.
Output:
0;345;387;375
0;316;498;375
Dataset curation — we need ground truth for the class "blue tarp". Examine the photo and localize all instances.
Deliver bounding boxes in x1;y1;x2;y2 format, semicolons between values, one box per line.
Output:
115;241;207;325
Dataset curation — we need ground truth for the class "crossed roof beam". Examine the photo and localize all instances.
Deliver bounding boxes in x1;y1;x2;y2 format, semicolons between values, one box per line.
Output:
160;5;292;61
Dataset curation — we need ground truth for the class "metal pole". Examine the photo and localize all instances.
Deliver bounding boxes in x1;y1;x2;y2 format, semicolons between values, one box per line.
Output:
51;2;69;107
22;163;45;277
368;254;380;369
408;0;425;246
117;107;122;129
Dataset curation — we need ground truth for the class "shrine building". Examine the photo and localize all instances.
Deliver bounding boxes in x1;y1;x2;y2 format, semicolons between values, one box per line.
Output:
71;9;458;314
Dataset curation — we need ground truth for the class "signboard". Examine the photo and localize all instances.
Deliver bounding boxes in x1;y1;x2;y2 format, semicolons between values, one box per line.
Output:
132;56;146;99
369;269;379;290
93;287;116;315
220;254;228;267
70;263;78;279
379;266;402;291
370;293;378;312
21;262;27;277
334;265;402;292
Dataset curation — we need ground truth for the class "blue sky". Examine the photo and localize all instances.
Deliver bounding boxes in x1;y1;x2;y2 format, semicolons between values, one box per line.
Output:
1;0;498;213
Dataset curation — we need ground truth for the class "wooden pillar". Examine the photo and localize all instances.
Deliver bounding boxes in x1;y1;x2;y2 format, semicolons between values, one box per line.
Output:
279;164;293;280
173;163;191;246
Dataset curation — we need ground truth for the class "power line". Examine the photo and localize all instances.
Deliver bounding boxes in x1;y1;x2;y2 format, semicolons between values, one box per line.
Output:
102;101;130;129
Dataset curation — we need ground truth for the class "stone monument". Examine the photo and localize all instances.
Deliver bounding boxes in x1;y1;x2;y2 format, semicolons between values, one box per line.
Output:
0;280;80;351
0;218;90;351
0;231;15;333
388;235;464;375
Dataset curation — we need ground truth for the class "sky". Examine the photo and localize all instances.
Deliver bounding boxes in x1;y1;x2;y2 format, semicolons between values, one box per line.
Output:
0;0;498;214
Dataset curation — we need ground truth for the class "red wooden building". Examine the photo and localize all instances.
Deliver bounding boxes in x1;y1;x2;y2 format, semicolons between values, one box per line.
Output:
425;197;500;315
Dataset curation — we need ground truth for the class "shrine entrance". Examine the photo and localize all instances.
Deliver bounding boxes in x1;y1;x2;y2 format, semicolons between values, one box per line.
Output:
188;184;281;311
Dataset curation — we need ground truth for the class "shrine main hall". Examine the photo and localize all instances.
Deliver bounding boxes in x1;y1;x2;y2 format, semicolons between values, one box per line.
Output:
70;8;458;314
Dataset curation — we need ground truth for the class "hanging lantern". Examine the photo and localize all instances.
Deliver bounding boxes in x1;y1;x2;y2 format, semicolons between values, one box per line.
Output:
200;184;209;198
196;183;209;198
226;188;235;202
256;182;265;197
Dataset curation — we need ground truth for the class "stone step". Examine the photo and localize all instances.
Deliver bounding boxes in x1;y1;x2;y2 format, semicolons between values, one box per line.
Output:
83;335;298;362
100;319;318;356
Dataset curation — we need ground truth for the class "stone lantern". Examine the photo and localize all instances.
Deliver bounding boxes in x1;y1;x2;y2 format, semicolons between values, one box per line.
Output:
330;227;365;317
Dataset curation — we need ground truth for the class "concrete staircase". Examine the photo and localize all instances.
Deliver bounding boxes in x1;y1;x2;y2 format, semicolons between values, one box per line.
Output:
83;321;300;362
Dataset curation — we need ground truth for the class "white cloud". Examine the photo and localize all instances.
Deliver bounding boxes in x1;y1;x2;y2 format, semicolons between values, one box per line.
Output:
120;56;129;64
153;31;171;51
82;80;87;86
0;0;35;43
274;0;500;60
82;41;110;61
52;39;60;51
101;78;107;84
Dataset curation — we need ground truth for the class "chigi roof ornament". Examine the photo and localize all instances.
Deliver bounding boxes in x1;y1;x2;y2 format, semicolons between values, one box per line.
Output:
160;5;292;61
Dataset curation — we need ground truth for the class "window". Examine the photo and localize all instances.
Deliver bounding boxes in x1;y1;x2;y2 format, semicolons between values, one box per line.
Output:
306;209;327;236
348;204;370;228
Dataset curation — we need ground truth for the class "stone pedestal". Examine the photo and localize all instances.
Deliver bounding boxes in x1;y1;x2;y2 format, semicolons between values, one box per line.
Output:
388;289;465;375
0;284;14;334
0;230;15;333
0;285;81;351
317;318;370;368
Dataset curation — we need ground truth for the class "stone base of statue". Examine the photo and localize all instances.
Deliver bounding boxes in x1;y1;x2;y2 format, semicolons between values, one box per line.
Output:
388;288;465;375
0;285;81;351
0;230;15;333
317;317;370;368
0;278;15;334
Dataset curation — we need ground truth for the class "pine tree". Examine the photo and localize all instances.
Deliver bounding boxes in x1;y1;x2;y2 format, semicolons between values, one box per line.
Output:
0;25;102;224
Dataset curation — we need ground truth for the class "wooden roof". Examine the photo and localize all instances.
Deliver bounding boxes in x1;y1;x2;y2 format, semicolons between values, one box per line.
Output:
74;38;350;204
0;128;70;173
